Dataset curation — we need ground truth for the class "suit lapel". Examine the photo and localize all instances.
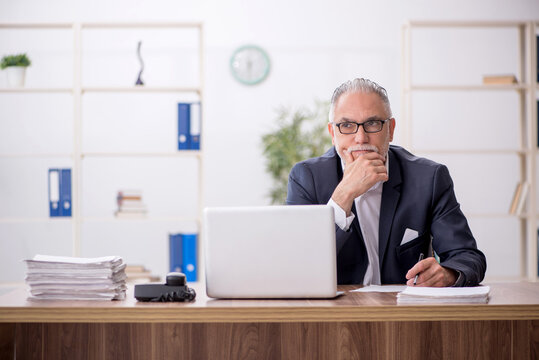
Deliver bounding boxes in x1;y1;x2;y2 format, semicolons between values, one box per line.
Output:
319;147;344;203
379;149;402;269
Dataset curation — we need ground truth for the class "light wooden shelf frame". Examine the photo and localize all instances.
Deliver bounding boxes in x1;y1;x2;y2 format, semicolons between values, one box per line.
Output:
0;22;205;263
402;20;538;281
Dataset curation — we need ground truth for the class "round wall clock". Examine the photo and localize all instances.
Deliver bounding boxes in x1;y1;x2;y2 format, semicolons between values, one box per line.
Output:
230;45;271;85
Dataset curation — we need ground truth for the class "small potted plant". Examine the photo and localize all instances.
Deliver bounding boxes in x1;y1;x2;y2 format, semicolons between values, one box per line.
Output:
261;101;332;204
1;53;31;87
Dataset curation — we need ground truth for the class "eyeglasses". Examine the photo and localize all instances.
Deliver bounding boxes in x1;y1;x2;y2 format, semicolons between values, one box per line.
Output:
331;118;390;134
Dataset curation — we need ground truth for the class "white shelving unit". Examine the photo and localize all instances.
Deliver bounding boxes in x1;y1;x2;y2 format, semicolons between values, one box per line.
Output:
402;20;538;281
0;22;204;281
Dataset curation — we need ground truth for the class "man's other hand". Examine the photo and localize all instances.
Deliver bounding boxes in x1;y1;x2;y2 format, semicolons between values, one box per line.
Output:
405;257;457;287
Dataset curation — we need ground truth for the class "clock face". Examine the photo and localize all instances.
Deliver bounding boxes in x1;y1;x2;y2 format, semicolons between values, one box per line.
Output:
230;45;271;85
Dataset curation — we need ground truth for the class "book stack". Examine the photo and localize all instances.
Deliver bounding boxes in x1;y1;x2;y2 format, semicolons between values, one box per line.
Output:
482;74;517;85
125;264;160;284
115;190;147;217
396;286;490;304
509;182;529;215
24;255;127;300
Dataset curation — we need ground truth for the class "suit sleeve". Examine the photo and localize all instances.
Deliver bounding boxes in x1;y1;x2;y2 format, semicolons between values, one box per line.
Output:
286;162;317;205
286;162;357;254
430;165;487;286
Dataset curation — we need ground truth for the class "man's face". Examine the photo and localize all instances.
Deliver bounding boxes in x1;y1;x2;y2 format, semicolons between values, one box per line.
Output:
328;91;396;162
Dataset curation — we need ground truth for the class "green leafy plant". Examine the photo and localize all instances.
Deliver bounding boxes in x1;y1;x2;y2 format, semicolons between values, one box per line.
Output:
262;101;332;204
0;53;31;70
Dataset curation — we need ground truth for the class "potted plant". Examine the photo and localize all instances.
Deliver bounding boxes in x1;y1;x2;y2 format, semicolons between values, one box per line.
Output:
261;101;332;204
1;53;31;87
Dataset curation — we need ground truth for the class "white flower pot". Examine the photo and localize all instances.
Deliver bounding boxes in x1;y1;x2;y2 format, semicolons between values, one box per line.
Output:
5;66;27;87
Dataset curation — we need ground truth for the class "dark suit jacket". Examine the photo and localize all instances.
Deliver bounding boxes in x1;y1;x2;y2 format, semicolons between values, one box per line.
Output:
286;145;486;286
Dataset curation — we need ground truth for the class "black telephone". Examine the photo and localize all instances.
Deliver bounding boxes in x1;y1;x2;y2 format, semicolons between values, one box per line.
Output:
134;272;196;302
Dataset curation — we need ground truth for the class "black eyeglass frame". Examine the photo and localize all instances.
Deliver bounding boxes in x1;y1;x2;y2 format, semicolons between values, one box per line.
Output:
330;118;391;134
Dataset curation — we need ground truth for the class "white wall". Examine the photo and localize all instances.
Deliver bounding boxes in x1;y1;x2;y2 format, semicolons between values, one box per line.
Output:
1;0;538;282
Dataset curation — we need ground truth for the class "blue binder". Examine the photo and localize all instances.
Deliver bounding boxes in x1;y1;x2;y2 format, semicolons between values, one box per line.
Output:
48;168;71;217
190;102;201;150
178;102;202;150
59;169;72;216
48;169;60;217
182;233;197;282
178;103;191;150
169;233;183;273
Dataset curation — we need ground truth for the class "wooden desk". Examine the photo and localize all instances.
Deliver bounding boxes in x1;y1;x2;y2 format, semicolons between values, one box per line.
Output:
0;282;538;359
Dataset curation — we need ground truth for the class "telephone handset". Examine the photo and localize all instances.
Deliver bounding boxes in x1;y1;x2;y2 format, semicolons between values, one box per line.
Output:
134;272;196;302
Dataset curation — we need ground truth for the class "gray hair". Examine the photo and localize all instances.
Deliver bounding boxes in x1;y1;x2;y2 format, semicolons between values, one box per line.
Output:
328;78;392;123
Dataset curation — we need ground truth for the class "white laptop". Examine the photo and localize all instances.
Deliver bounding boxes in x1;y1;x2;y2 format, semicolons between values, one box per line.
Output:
203;205;337;299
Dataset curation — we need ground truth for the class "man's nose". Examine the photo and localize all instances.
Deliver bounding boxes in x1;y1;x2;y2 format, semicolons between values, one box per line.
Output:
354;127;369;143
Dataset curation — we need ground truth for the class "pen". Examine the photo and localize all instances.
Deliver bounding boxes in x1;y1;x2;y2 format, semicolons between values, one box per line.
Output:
413;253;424;286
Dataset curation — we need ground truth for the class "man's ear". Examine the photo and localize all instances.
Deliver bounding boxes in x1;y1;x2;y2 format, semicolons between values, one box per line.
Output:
328;123;336;145
388;118;396;142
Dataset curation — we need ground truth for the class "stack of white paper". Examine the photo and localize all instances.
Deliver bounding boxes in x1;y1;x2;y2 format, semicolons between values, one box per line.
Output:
24;255;127;301
396;286;490;304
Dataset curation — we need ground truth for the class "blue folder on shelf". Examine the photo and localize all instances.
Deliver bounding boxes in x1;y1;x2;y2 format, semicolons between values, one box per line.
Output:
169;233;183;273
169;233;197;282
48;168;72;217
178;103;191;150
178;102;201;150
189;103;201;150
182;233;198;282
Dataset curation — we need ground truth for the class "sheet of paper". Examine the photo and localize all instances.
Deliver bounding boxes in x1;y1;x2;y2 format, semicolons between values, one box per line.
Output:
399;285;490;297
29;254;122;265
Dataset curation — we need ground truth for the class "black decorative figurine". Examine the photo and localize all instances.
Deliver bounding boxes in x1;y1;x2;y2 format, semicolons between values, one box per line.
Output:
135;41;144;86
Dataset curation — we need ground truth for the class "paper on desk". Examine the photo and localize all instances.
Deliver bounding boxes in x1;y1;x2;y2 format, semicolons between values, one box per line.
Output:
27;255;123;266
397;285;490;304
24;254;127;301
352;285;407;292
28;292;127;301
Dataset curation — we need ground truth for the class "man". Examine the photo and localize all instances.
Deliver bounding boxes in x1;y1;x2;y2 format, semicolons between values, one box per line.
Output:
286;78;486;286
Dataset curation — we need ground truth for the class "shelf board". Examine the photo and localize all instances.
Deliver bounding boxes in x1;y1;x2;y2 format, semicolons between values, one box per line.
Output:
407;20;527;28
81;22;202;29
82;151;201;158
0;153;73;159
0;22;203;30
514;213;537;220
82;216;199;223
411;149;525;155
0;152;202;158
464;213;522;218
0;217;72;224
0;88;72;93
0;216;200;224
406;84;527;91
0;23;73;29
81;86;201;94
